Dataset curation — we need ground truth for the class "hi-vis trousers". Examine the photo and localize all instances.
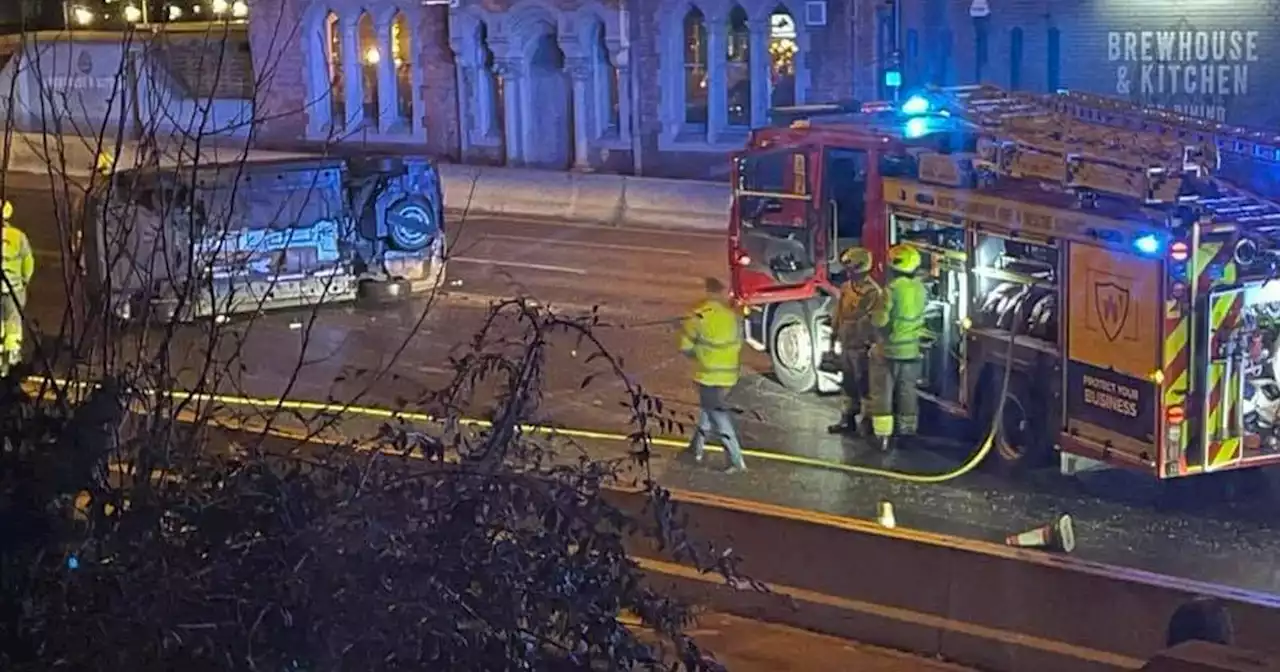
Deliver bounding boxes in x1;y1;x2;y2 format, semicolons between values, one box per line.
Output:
1;286;25;356
867;356;922;438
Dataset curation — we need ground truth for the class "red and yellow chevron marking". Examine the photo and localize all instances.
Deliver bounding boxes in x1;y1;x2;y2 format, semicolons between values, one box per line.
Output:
1162;299;1189;471
1163;240;1240;474
1205;282;1245;469
1196;241;1239;293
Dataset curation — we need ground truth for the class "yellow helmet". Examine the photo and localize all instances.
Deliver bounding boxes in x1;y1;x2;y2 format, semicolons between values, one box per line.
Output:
96;151;114;174
1;200;11;221
887;244;922;274
839;246;873;274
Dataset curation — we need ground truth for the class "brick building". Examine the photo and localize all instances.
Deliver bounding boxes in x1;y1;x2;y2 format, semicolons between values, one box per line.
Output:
896;0;1280;128
247;0;865;179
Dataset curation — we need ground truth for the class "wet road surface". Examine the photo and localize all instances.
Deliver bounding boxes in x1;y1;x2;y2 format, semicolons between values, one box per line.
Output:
11;181;1280;598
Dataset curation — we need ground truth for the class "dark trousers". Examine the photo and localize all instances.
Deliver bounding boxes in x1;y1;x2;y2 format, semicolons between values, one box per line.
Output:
688;384;745;468
838;346;870;419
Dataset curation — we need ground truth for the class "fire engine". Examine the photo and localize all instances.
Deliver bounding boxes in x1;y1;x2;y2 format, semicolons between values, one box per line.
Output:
729;84;1280;479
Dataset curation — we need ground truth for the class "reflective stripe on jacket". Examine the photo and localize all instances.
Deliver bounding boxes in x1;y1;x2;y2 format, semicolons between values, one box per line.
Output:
872;274;927;360
2;225;33;293
833;277;882;349
679;298;742;387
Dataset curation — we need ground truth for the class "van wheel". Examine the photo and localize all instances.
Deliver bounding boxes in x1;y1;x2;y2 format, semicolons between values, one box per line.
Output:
770;302;818;393
984;373;1052;472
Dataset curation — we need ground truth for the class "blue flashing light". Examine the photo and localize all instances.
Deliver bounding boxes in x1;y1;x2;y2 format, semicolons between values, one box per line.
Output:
884;69;902;88
901;94;930;116
904;117;931;139
1134;233;1162;255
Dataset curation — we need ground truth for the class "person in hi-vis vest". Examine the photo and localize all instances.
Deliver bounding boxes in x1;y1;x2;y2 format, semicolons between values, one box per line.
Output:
867;245;927;452
679;277;747;473
827;246;883;436
1;200;35;367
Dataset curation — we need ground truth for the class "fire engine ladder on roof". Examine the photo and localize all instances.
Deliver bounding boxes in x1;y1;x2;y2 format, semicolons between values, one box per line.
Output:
929;84;1280;205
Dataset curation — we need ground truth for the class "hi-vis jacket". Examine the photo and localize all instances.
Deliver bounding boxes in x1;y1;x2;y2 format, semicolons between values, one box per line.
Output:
833;277;882;350
2;225;34;294
872;274;927;360
679;298;743;387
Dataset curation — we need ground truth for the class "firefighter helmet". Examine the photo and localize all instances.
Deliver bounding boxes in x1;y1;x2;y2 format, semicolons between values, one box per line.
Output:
839;246;873;273
0;200;10;221
96;151;113;175
887;244;921;274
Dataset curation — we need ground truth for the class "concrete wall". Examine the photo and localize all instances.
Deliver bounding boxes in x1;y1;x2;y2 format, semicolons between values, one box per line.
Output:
0;28;255;144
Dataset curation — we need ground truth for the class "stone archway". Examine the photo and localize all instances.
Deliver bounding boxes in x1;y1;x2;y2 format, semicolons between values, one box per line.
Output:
520;22;572;169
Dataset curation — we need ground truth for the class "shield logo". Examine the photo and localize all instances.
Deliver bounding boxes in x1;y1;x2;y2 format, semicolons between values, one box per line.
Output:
1094;282;1130;342
76;50;93;75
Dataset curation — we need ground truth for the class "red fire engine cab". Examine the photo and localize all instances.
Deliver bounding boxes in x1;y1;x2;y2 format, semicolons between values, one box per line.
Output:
728;95;946;394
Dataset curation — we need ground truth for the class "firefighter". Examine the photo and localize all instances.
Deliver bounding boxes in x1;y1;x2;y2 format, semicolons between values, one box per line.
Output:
1;200;34;368
867;244;927;451
96;150;114;176
680;277;747;473
827;246;882;435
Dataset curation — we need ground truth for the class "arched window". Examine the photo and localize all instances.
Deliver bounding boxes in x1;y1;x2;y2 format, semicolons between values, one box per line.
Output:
768;6;796;108
476;22;499;139
595;23;620;134
974;16;989;81
725;5;749;126
683;8;708;124
1009;28;1024;89
326;11;344;130
358;12;379;129
1047;26;1061;91
391;12;412;125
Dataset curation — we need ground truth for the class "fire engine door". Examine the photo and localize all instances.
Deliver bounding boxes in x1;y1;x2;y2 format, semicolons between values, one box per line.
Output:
821;147;869;270
1201;285;1255;471
733;148;816;287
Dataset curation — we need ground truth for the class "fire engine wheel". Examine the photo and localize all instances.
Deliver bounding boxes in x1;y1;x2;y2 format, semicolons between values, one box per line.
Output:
988;374;1052;472
770;303;819;393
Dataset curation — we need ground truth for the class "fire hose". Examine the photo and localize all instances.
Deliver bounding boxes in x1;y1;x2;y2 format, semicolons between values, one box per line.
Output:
627;303;1018;483
804;318;1017;484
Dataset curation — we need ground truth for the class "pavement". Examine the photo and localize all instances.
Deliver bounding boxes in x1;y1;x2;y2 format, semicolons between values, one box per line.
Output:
12;180;1280;599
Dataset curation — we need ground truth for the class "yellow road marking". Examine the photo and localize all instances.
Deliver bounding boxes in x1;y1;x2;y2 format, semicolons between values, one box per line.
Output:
22;376;919;476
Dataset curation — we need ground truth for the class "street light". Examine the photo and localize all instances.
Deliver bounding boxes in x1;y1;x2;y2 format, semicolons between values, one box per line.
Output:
211;0;229;14
123;4;142;22
231;0;247;17
364;46;380;64
70;5;95;25
168;5;183;19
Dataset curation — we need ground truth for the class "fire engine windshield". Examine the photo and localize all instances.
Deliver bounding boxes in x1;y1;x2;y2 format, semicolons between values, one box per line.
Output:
733;148;815;285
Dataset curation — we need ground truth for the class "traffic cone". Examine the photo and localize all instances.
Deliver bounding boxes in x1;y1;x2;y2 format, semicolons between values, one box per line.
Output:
877;500;896;528
1006;513;1075;553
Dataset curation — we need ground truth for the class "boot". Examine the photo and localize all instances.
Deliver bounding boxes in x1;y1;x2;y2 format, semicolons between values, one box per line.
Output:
684;435;706;463
827;410;859;434
856;414;873;437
